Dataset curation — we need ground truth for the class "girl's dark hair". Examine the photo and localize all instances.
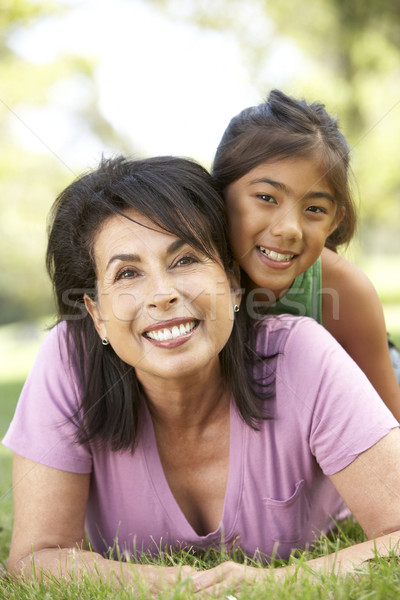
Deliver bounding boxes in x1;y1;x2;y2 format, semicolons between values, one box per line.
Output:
212;89;357;250
46;155;266;452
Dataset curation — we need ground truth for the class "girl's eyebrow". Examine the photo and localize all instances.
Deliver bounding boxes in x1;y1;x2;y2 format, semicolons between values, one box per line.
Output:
250;177;335;204
105;239;185;272
250;177;287;192
310;191;335;203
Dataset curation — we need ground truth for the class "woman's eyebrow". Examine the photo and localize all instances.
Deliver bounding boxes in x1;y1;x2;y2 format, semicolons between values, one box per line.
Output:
167;239;186;254
106;253;140;271
105;240;186;272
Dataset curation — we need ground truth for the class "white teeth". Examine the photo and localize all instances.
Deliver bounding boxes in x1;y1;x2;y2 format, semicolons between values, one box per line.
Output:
145;321;196;341
171;326;180;338
259;246;294;262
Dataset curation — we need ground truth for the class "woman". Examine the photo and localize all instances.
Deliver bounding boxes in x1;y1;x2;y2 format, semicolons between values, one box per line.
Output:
3;155;400;595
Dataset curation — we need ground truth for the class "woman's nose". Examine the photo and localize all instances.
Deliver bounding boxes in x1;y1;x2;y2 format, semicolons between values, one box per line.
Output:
146;274;179;310
147;292;178;310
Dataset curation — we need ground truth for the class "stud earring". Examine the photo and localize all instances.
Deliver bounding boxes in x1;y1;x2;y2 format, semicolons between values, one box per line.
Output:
233;304;240;313
102;337;109;346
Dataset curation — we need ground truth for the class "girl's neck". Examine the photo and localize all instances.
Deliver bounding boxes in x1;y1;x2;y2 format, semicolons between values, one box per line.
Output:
241;270;291;304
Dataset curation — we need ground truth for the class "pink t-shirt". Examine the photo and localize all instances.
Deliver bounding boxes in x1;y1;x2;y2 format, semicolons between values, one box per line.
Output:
3;316;398;561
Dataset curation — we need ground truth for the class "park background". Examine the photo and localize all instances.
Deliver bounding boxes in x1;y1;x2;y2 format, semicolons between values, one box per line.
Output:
0;0;400;568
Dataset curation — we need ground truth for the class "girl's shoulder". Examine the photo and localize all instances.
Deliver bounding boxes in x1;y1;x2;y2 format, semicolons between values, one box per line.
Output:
320;247;386;346
320;247;375;294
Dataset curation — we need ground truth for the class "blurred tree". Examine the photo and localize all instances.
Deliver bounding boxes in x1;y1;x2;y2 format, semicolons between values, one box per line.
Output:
148;0;400;246
0;1;132;325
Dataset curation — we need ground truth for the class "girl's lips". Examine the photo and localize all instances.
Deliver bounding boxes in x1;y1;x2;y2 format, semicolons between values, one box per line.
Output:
258;245;297;260
256;246;297;269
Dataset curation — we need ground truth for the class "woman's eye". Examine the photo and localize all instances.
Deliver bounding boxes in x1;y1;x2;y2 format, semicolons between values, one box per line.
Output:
115;268;138;281
176;255;197;266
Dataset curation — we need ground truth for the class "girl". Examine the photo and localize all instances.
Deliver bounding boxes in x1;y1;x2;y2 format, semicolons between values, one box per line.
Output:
212;89;400;421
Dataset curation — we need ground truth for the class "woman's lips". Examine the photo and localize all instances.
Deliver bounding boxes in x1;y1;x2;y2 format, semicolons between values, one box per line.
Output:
142;319;199;348
144;319;198;341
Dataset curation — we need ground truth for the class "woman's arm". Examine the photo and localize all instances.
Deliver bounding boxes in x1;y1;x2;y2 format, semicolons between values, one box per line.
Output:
9;454;194;591
191;428;400;594
321;248;400;421
8;454;89;575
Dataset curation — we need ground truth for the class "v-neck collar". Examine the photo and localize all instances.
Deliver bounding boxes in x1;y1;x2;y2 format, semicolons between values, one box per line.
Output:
139;397;246;545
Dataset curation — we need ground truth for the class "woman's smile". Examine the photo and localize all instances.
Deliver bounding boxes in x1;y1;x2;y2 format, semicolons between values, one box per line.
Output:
143;318;199;346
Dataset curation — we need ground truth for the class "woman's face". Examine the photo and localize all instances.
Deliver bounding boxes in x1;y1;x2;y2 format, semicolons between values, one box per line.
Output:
85;209;238;388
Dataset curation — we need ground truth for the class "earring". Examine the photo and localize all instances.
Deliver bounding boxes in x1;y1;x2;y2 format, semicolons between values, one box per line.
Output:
233;304;240;313
102;337;109;346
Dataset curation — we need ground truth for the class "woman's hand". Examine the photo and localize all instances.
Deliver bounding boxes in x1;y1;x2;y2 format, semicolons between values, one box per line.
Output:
191;561;279;595
130;563;196;593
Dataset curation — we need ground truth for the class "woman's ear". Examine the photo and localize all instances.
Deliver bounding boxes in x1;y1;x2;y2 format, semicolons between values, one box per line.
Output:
84;294;106;340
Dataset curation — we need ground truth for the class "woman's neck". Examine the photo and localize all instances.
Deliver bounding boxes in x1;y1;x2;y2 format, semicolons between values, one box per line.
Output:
141;366;229;432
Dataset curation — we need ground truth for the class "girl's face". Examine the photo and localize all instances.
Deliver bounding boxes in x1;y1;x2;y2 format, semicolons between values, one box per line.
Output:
225;157;342;299
84;209;238;389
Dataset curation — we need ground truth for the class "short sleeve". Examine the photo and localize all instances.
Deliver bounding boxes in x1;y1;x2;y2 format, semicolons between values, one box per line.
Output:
2;322;92;473
277;317;398;475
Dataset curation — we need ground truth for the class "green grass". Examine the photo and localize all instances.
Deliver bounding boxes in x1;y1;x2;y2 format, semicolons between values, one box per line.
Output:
1;521;400;598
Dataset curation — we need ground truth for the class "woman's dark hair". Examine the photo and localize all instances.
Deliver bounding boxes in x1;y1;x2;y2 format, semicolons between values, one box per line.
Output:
46;155;266;452
212;89;357;250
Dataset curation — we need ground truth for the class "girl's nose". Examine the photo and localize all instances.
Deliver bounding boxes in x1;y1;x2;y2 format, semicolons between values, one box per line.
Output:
269;208;302;241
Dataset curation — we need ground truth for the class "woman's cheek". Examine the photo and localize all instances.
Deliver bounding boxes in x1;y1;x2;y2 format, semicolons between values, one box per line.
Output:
110;290;141;323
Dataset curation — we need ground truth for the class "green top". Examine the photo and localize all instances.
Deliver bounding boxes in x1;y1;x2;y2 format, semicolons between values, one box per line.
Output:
267;257;322;324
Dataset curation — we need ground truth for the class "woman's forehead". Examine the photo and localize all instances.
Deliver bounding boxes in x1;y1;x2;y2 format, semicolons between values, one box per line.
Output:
94;210;178;256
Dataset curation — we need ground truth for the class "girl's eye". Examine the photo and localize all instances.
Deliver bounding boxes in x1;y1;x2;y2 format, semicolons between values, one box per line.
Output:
115;268;138;281
306;206;328;215
256;194;276;204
